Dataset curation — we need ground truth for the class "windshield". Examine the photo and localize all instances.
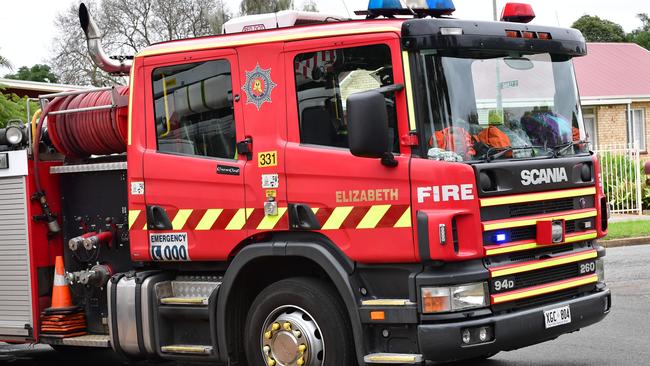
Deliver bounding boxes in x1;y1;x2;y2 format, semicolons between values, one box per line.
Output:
418;52;588;162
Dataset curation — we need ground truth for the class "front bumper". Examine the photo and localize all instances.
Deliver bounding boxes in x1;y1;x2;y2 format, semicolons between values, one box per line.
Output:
418;288;611;362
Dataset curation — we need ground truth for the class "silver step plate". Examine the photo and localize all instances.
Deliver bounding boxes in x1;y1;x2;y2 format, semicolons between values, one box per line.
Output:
41;334;111;348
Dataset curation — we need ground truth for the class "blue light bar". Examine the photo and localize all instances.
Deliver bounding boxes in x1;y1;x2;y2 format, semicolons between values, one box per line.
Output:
366;0;455;15
368;0;402;9
426;0;455;12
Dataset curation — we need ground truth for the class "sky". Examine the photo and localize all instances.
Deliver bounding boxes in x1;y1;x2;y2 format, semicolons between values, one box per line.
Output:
0;0;648;76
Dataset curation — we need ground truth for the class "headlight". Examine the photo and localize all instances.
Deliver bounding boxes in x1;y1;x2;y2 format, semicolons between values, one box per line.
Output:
596;258;605;282
421;282;488;313
5;126;23;145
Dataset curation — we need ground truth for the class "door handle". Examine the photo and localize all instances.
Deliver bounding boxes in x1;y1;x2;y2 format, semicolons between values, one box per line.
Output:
288;203;321;230
146;205;173;230
237;137;253;160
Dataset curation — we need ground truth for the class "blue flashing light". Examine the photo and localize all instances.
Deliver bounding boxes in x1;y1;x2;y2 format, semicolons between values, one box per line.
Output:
368;0;402;9
426;0;455;12
493;231;509;244
367;0;455;14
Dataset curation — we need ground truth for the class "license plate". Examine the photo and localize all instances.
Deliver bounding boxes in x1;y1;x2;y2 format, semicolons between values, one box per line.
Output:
543;305;571;329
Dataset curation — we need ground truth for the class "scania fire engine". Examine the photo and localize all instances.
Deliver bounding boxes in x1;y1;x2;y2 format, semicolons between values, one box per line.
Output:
0;1;610;365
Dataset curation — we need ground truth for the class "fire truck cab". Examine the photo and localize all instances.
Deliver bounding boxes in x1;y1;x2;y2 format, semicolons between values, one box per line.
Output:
0;1;610;365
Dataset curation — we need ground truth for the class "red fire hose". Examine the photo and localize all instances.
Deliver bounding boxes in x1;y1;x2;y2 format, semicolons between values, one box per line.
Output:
47;87;129;158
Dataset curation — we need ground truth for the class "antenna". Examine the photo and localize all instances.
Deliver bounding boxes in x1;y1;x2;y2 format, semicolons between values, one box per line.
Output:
399;0;417;16
340;0;351;18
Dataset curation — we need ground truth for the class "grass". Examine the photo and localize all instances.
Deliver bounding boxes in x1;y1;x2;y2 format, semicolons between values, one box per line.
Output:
605;220;650;240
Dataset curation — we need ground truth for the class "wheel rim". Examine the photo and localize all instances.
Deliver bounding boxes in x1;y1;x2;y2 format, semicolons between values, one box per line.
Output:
260;305;324;366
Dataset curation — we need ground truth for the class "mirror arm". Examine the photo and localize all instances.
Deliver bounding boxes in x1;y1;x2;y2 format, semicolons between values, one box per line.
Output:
381;152;398;167
375;83;404;94
377;84;404;168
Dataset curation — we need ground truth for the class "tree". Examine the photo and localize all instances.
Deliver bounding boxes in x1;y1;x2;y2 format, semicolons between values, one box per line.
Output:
628;13;650;50
636;13;650;31
239;0;293;15
0;50;11;70
0;88;39;127
5;64;59;83
571;15;626;42
211;0;233;34
301;0;318;12
49;0;231;86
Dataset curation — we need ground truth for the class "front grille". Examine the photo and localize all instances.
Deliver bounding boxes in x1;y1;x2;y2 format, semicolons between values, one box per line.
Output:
483;219;593;245
480;195;595;221
490;260;594;293
506;243;575;263
496;288;580;312
509;197;575;217
511;226;536;241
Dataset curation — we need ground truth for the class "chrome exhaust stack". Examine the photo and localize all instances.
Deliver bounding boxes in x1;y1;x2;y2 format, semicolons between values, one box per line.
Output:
79;3;132;74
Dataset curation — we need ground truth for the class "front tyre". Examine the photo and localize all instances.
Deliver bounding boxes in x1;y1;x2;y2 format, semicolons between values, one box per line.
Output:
244;277;355;366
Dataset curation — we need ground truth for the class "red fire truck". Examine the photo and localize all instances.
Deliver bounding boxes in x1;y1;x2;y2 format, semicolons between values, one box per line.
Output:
0;1;610;365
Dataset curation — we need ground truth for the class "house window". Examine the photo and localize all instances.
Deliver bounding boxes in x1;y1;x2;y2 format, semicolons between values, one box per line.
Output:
628;108;646;151
582;107;597;149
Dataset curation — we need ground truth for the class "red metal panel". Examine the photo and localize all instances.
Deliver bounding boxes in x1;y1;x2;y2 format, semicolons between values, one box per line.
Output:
26;160;64;342
410;159;483;262
135;49;249;261
592;154;608;238
238;42;290;238
282;34;415;263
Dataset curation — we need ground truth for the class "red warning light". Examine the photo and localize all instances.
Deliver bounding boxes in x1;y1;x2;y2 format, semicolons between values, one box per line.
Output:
501;2;535;23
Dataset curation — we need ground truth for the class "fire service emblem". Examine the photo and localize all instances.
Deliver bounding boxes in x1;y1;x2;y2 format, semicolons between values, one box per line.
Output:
242;63;277;110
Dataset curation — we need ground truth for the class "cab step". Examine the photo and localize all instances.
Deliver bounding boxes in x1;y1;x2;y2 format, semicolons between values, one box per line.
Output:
364;353;424;364
155;276;222;306
160;297;209;305
41;334;111;348
160;344;213;355
154;276;221;361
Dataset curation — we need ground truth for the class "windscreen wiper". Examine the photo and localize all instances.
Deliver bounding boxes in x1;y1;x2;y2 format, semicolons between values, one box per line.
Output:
550;140;588;157
482;145;544;162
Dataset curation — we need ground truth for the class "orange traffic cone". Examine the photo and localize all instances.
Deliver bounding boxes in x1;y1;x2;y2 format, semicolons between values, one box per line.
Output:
48;256;75;311
41;256;87;338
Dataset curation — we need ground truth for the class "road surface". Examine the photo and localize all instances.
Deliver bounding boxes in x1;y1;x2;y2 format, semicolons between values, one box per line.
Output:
1;244;648;365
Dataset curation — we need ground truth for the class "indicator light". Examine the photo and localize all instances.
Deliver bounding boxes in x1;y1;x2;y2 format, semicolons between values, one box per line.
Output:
440;27;463;35
505;30;521;38
493;231;509;244
522;31;536;39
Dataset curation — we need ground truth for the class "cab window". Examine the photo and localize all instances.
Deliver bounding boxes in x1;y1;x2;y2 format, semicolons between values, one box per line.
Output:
294;44;398;151
152;59;236;159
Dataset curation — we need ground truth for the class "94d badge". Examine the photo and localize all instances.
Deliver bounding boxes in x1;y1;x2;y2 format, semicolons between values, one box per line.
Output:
242;63;277;110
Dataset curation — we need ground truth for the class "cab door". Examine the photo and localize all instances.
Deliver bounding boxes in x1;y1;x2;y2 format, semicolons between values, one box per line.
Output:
140;49;249;261
283;34;415;263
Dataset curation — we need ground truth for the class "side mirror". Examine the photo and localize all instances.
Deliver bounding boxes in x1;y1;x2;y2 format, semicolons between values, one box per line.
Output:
347;90;396;166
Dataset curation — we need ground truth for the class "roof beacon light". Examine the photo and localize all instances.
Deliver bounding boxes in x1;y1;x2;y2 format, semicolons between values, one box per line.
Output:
368;0;401;9
500;2;535;23
365;0;455;17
